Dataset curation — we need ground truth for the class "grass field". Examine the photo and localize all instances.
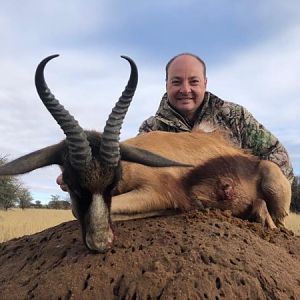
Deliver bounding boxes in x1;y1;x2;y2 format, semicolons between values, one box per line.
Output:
0;208;75;243
0;209;300;243
285;213;300;235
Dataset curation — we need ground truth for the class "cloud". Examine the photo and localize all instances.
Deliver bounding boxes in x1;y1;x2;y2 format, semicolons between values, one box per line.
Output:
208;22;300;173
0;1;112;50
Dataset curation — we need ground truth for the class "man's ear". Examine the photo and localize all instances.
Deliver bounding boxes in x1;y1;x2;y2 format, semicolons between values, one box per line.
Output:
204;77;208;88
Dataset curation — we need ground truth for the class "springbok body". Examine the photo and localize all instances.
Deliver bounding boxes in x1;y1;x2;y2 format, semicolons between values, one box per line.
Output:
112;130;291;230
0;55;291;252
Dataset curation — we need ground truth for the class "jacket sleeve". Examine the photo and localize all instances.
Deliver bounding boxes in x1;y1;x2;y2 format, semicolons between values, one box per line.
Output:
239;107;294;184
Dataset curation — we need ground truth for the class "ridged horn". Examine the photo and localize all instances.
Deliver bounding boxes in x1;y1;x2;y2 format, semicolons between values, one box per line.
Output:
100;56;138;166
35;55;92;171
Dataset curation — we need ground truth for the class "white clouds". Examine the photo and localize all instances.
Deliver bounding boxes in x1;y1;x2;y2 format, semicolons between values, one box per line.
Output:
209;22;300;119
0;1;112;45
208;22;300;172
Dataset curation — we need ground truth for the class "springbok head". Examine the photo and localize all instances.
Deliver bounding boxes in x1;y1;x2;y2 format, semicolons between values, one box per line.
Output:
0;55;189;252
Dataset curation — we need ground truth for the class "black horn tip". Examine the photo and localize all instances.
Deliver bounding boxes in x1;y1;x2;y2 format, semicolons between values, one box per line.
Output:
120;55;138;88
120;55;137;69
120;55;131;62
37;54;60;69
35;54;60;89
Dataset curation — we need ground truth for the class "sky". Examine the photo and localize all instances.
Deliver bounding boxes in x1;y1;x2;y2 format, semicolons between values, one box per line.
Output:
1;1;300;204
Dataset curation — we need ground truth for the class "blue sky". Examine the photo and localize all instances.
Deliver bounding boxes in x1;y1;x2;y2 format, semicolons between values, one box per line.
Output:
1;1;300;203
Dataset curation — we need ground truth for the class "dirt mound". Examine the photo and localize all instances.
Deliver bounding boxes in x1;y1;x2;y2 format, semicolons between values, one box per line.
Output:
1;209;300;299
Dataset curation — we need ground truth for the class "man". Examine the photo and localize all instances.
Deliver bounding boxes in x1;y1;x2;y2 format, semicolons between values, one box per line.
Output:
138;53;294;184
57;53;294;190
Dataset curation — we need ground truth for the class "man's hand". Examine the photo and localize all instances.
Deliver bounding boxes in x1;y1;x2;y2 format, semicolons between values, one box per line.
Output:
56;174;69;192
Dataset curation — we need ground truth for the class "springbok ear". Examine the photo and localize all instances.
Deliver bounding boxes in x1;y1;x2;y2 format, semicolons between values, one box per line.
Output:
0;143;64;176
119;144;193;168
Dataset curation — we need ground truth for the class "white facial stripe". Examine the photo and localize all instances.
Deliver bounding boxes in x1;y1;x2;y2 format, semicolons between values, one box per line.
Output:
89;193;109;230
85;193;113;252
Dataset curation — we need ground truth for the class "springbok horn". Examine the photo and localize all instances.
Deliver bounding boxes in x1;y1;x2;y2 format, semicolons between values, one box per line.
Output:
100;56;138;166
35;55;92;171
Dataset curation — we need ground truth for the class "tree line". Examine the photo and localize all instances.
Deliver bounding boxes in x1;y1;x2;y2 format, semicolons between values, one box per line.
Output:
0;156;70;210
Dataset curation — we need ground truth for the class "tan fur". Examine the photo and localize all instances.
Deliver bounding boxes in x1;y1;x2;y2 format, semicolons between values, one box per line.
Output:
111;130;291;228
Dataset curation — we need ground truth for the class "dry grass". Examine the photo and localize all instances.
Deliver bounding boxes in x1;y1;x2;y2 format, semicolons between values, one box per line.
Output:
0;209;299;243
285;212;300;236
0;208;75;243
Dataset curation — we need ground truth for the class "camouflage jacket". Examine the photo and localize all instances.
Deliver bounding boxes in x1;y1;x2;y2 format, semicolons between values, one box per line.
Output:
139;92;294;184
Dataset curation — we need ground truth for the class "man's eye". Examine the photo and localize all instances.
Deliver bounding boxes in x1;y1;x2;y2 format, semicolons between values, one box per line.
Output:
190;80;199;85
172;80;181;85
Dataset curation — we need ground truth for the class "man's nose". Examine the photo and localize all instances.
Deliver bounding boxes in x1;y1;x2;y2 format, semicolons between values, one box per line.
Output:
180;81;191;93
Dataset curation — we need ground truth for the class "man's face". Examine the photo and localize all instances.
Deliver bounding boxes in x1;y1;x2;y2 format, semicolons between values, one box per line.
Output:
166;55;207;120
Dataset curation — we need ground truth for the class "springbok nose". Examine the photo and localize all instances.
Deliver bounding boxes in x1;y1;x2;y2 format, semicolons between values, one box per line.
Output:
85;226;114;253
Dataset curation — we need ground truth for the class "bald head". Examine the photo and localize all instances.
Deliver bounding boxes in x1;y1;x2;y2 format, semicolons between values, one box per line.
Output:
165;53;207;81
